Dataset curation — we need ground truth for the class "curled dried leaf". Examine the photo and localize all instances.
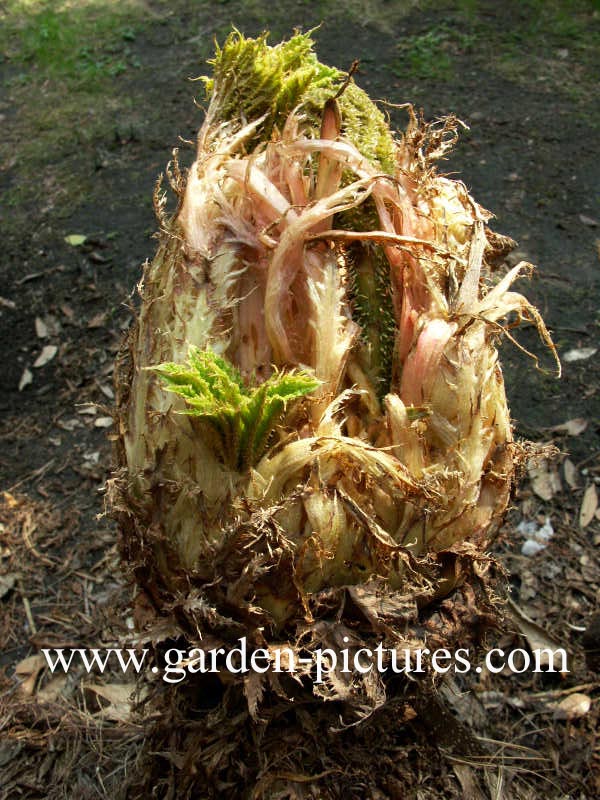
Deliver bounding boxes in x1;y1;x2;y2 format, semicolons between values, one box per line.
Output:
580;484;598;529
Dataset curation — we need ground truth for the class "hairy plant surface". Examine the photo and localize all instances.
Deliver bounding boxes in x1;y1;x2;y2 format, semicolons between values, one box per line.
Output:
111;31;557;730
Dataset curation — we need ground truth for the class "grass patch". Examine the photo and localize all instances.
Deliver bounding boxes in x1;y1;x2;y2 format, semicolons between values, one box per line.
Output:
0;0;144;85
0;1;153;224
488;0;600;105
393;23;476;81
211;0;420;32
387;0;599;107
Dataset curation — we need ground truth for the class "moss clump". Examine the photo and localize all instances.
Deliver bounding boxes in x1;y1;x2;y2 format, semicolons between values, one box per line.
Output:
202;30;395;172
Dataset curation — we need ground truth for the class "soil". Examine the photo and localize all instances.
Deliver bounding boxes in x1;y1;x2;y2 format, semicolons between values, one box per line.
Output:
1;1;599;798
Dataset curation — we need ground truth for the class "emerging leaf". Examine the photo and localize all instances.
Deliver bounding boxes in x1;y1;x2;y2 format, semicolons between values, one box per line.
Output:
153;346;319;470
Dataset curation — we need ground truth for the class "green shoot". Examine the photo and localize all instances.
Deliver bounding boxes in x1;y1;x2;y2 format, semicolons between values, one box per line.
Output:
152;346;319;470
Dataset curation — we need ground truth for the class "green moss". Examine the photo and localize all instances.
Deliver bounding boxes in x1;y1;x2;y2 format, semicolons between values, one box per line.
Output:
203;30;395;171
203;30;341;133
339;83;396;173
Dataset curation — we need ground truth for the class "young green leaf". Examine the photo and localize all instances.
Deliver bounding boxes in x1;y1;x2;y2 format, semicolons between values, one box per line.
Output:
64;234;87;246
152;348;319;470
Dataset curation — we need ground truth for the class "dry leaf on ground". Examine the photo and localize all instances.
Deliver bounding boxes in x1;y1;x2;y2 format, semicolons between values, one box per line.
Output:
33;345;58;368
551;418;588;436
88;312;107;329
553;693;592;720
0;572;17;599
15;654;46;696
506;598;566;670
34;317;48;339
528;460;561;501
18;367;33;391
37;675;68;703
563;347;597;363
580;484;598;528
563;459;579;489
83;682;136;722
